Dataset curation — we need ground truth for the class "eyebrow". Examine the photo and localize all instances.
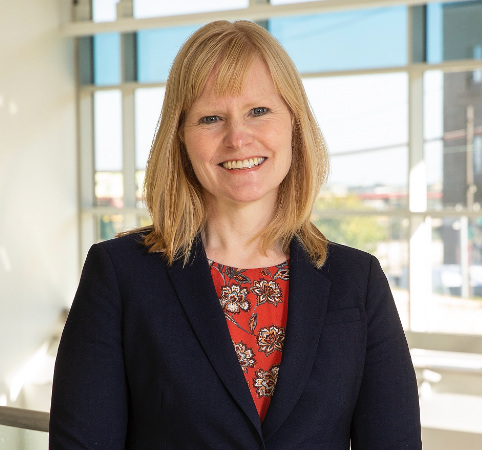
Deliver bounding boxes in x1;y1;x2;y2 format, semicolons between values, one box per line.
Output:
190;96;279;113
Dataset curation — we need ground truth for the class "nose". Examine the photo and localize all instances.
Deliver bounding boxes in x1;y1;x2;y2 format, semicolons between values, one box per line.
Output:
223;119;253;150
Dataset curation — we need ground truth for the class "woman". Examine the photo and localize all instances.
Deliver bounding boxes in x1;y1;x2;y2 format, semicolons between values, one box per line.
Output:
50;20;421;449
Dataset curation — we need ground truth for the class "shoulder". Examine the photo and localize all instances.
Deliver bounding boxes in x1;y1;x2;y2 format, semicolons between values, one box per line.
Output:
90;231;169;274
325;241;372;264
323;241;374;274
315;241;388;299
97;231;147;256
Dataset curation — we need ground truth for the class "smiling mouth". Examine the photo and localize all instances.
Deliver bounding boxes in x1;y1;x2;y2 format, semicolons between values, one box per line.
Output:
221;157;266;170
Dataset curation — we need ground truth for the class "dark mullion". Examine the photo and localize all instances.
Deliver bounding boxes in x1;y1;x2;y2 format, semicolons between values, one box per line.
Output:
123;32;138;83
412;5;427;64
79;36;94;85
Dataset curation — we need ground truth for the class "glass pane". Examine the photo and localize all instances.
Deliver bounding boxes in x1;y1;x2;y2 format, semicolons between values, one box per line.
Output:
313;214;409;326
424;70;482;211
425;139;444;210
327;147;408;209
137;26;200;83
95;172;123;207
97;214;125;241
0;424;48;450
94;90;123;172
135;170;145;207
93;0;119;22
134;0;247;19
377;217;410;329
313;211;386;256
93;33;121;86
426;216;482;335
138;215;152;228
270;7;407;73
427;1;482;64
134;87;165;170
426;3;443;63
304;73;408;209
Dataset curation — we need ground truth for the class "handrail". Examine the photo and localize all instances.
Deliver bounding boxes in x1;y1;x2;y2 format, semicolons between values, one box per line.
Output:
406;331;482;354
0;406;49;432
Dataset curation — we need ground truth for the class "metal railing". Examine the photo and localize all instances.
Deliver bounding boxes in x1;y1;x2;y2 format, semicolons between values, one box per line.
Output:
0;406;49;432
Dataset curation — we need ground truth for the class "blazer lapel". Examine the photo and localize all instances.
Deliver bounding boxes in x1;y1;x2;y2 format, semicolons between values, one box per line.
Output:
262;238;332;441
167;238;263;438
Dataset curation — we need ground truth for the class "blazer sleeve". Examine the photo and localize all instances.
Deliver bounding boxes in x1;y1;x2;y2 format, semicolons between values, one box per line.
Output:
350;256;422;449
49;244;128;449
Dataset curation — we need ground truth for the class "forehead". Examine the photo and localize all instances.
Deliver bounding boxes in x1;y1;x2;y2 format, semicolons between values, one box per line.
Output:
198;57;279;105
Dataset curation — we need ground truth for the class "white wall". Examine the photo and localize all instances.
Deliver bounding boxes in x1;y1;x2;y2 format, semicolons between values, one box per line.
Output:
0;0;78;410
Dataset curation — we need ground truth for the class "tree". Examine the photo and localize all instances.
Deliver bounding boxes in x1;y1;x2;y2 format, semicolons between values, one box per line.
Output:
312;194;386;254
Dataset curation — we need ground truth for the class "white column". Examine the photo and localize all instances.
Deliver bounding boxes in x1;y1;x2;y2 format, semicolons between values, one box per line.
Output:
78;91;96;264
408;10;431;330
118;0;137;231
122;89;137;231
408;70;427;214
409;215;432;331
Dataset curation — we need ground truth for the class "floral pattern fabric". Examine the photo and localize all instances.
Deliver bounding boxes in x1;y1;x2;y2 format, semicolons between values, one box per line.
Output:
209;259;289;422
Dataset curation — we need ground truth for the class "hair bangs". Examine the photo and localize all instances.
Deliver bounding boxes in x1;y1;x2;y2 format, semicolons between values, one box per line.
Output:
212;36;259;98
183;33;260;112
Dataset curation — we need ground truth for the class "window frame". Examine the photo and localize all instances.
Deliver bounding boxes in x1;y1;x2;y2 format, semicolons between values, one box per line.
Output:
75;1;482;342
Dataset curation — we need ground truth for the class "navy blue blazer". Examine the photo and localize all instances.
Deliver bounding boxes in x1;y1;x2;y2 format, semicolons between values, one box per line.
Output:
49;233;421;449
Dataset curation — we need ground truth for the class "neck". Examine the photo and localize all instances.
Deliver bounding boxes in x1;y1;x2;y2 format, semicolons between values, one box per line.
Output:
202;195;288;269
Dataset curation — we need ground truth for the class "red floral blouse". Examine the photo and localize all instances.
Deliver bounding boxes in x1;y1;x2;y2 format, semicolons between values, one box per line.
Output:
209;259;289;422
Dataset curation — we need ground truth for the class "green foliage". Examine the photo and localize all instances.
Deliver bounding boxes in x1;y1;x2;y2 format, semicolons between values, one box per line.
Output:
312;194;387;254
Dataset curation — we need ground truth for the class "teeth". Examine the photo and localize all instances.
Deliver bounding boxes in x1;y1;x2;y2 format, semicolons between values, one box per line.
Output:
222;157;265;170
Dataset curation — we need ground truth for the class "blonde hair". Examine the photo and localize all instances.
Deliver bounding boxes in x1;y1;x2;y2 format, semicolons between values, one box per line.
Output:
137;20;330;267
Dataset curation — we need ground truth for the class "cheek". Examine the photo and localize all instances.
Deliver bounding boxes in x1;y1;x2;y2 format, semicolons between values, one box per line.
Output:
183;140;216;188
184;134;209;167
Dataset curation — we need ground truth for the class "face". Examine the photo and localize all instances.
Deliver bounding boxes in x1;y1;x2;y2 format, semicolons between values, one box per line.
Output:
183;57;293;210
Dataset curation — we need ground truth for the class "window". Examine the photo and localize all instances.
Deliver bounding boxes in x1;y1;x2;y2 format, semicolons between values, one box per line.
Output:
77;1;482;335
305;73;409;210
133;0;248;19
137;26;200;83
270;7;408;72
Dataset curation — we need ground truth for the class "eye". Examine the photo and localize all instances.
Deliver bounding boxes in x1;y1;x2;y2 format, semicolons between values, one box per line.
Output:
252;107;269;116
199;115;219;124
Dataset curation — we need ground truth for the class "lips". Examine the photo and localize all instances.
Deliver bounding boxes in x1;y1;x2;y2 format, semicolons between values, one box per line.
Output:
221;157;266;170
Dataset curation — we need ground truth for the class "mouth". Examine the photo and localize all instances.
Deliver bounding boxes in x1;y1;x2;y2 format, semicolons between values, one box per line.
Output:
220;157;266;170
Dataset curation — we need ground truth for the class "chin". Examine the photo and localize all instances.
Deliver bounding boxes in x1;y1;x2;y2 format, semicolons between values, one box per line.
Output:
204;183;280;207
225;189;278;206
